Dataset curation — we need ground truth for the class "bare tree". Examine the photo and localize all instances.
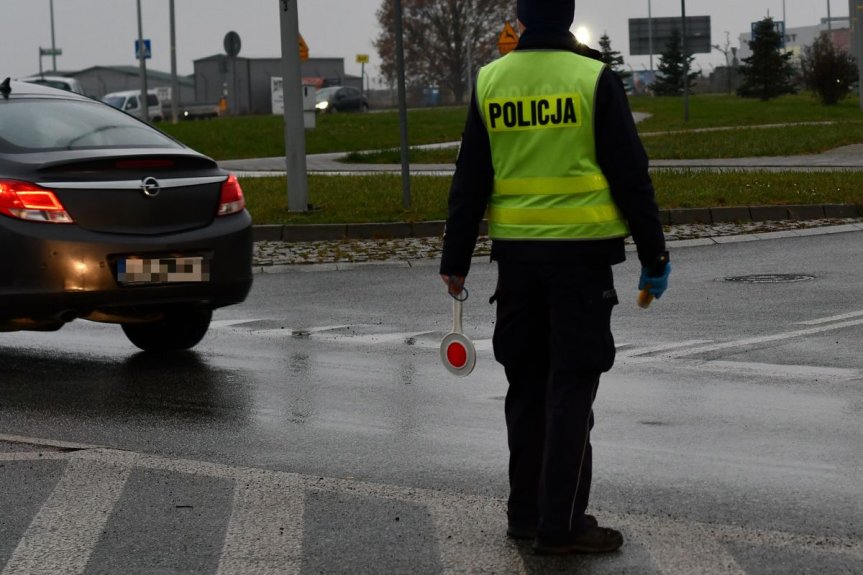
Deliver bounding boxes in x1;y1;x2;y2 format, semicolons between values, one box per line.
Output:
375;0;514;104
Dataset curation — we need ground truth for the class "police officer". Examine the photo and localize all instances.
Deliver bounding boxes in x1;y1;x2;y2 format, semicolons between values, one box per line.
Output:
439;0;670;555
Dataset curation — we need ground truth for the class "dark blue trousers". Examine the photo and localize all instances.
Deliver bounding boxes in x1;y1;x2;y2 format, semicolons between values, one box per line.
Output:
492;260;617;540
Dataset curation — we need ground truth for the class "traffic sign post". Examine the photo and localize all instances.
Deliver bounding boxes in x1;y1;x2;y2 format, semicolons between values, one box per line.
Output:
498;21;520;55
356;54;369;94
38;47;62;76
134;39;152;60
136;0;149;123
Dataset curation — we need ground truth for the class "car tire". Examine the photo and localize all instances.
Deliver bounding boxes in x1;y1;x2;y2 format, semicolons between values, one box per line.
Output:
121;308;212;352
361;103;369;113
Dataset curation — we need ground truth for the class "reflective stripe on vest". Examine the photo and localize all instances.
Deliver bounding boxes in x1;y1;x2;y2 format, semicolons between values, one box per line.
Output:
476;51;629;241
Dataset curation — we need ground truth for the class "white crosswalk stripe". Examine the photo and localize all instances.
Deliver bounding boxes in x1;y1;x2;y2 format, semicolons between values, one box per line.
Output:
1;441;861;574
217;478;305;575
1;458;131;575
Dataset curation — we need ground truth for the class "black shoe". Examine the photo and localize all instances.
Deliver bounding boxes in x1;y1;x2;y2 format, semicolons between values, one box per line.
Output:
533;525;624;555
507;514;598;540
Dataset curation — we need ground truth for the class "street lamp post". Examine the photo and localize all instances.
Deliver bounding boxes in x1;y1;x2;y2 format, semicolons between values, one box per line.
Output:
393;0;411;209
648;0;654;73
169;0;179;124
278;0;309;212
853;0;863;109
681;0;689;122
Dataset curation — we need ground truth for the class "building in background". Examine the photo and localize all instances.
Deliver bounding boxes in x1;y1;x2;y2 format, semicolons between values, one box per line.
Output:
738;18;852;62
192;55;361;115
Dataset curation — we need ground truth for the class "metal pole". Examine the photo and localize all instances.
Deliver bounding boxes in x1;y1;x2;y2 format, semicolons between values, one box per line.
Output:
50;0;57;71
394;0;412;209
278;0;309;212
648;0;654;73
136;0;149;122
854;0;863;109
466;1;474;100
827;0;832;31
681;0;689;122
169;0;179;124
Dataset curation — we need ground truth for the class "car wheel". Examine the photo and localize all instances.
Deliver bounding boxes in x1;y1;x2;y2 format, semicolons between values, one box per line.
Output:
121;308;212;352
361;103;369;113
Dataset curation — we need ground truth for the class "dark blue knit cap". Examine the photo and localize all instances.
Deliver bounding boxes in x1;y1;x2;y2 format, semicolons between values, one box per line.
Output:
517;0;575;30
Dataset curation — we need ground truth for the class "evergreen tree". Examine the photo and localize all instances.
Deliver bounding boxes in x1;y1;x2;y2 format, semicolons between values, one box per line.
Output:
598;33;631;84
800;32;859;105
651;29;698;96
737;17;796;100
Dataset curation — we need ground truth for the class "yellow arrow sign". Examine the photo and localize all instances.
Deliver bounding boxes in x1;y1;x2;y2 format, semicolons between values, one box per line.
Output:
498;21;520;55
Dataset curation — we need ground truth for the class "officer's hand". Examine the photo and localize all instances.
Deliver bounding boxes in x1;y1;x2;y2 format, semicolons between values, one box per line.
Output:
440;274;466;297
638;262;671;299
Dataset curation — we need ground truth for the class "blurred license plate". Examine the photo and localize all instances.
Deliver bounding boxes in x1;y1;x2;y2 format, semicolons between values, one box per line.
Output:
118;257;209;285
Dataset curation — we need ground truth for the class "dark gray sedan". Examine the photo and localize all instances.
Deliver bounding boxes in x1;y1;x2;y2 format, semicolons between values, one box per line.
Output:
0;79;253;352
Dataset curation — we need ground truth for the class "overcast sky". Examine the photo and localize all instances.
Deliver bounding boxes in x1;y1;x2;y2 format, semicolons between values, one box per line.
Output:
1;1;846;85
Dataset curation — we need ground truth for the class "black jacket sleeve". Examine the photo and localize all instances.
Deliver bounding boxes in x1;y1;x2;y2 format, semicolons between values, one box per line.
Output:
594;69;667;268
439;89;494;277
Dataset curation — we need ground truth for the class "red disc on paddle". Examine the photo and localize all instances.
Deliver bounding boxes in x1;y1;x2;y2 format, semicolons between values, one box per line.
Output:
446;341;468;368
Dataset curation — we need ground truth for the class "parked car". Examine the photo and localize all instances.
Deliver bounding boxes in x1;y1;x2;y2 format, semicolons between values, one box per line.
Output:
18;75;84;95
102;89;163;122
314;86;368;113
0;79;253;352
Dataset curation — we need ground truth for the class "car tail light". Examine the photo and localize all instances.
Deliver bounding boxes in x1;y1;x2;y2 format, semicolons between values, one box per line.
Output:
0;180;74;223
217;174;246;217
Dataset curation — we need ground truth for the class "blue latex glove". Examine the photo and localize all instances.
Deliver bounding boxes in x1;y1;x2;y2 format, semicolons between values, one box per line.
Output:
638;262;671;299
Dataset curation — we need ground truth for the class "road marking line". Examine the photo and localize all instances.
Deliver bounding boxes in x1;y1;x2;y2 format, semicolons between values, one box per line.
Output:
693;360;859;380
615;513;746;575
617;339;714;358
0;452;76;461
217;479;305;575
797;310;863;325
7;445;862;571
1;459;131;575
0;433;102;451
646;318;863;359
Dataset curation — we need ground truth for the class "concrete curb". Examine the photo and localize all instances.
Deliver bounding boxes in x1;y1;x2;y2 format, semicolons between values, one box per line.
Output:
251;222;863;275
252;204;860;242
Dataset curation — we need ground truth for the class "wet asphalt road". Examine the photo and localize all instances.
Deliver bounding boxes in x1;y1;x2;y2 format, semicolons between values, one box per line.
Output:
1;229;862;574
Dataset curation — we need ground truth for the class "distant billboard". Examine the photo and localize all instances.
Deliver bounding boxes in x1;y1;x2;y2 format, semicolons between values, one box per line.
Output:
629;16;712;55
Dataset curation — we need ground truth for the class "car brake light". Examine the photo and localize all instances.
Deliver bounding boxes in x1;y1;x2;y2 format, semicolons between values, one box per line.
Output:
0;180;74;223
217;174;246;216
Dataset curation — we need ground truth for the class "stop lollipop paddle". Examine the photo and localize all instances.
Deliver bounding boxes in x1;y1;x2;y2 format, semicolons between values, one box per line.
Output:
440;286;476;377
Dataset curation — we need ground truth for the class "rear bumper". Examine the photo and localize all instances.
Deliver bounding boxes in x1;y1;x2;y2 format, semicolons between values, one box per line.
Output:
0;212;253;321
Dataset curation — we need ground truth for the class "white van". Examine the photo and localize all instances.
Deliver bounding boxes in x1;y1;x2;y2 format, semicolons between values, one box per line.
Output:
101;90;163;122
19;75;84;95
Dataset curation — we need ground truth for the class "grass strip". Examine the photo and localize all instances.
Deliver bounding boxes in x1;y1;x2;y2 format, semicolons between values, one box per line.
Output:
342;122;863;164
159;107;467;160
642;123;863;159
240;170;863;225
631;93;863;131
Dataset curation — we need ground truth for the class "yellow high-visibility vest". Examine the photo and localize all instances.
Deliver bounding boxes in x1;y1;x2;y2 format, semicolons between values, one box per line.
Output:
476;50;629;241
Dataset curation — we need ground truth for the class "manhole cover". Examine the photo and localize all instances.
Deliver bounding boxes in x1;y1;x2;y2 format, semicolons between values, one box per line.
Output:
723;274;815;283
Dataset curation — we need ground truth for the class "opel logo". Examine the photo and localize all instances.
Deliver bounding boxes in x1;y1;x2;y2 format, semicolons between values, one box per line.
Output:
141;177;161;198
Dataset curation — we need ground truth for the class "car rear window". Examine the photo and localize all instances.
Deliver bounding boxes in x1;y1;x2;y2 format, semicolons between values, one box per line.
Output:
0;98;181;152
